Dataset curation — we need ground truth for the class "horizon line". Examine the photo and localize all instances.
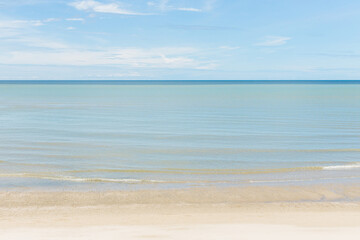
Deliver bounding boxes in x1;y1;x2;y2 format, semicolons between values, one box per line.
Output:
1;80;360;85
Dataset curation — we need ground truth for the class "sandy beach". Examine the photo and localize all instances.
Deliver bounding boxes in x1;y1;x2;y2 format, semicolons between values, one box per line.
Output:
1;185;360;239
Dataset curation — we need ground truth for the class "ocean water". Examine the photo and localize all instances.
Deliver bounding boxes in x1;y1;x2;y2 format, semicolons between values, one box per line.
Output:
0;81;360;191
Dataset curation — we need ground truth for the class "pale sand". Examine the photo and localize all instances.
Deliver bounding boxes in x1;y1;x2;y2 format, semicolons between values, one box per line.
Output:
1;185;360;239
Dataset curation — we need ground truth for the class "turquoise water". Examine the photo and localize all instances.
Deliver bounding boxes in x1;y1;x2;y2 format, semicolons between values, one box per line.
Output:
0;82;360;190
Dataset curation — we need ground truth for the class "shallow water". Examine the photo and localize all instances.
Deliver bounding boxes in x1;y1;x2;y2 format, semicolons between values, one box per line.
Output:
0;82;359;190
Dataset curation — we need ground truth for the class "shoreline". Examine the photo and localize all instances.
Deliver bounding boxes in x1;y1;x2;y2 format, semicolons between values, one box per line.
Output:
2;184;360;207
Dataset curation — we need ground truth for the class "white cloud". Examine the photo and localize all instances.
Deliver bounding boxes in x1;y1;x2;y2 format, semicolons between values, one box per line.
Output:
0;15;217;73
149;0;204;13
0;20;44;29
220;46;241;50
18;38;69;49
195;63;218;70
256;36;291;47
91;72;142;78
43;18;59;22
0;47;216;70
0;19;69;49
0;20;37;39
70;0;146;15
0;18;60;32
177;8;202;12
66;18;85;22
157;0;168;11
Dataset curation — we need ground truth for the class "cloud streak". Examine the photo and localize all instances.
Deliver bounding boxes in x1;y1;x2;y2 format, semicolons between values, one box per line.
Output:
70;0;147;15
0;47;216;70
220;46;241;50
256;36;291;46
176;7;202;12
0;20;44;29
0;19;70;49
165;24;238;31
148;0;206;13
66;18;85;22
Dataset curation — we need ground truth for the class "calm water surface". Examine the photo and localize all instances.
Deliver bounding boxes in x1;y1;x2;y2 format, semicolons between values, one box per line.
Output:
0;82;359;190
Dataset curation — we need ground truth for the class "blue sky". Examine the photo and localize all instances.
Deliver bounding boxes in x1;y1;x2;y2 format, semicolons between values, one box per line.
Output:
1;0;360;80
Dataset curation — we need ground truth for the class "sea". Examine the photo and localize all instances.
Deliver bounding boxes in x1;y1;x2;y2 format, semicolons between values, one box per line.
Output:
0;80;359;191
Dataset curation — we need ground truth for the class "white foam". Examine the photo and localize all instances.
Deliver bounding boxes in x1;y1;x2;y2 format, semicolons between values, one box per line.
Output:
0;173;165;184
323;163;360;170
249;176;360;184
42;176;166;184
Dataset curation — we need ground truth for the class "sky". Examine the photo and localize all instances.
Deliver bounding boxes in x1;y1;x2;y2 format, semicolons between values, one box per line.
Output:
1;0;360;80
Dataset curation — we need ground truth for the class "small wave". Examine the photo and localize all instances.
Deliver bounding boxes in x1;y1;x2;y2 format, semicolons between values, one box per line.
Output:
43;176;165;184
127;148;360;155
67;166;324;175
323;163;360;170
249;176;360;184
0;173;165;184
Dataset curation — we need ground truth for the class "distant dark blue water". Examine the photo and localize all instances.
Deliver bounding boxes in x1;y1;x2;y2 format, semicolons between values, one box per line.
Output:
1;80;360;85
